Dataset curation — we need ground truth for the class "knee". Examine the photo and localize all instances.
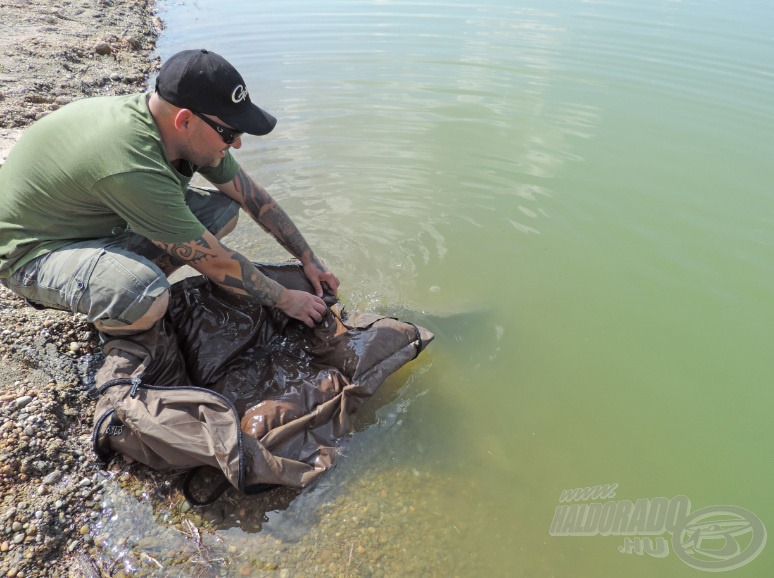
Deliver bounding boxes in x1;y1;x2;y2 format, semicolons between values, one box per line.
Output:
137;289;170;327
95;289;170;335
215;213;239;240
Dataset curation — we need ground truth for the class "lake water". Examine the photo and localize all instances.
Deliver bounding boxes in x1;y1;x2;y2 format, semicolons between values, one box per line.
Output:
97;0;774;576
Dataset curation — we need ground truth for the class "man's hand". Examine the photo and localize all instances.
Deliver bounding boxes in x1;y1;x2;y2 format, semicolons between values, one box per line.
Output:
277;288;328;327
303;255;340;298
152;232;331;327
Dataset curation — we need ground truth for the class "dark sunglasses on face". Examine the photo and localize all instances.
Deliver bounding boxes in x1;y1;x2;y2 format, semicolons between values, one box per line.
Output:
192;111;243;145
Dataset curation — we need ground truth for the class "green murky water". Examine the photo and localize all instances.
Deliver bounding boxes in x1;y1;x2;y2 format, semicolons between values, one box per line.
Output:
95;0;774;575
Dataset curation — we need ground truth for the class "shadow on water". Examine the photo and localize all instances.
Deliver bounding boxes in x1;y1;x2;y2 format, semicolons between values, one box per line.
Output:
374;301;497;367
345;302;498;434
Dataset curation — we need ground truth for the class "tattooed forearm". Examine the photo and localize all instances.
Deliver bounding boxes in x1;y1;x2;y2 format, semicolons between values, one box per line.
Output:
233;168;271;208
153;232;288;306
151;253;184;275
309;253;326;273
254;204;309;257
219;252;284;306
153;235;215;265
232;168;313;260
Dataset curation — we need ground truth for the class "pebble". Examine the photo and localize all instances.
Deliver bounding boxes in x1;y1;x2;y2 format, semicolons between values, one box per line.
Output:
14;396;33;409
137;536;155;549
79;524;90;535
42;470;61;485
13;532;25;544
94;41;112;55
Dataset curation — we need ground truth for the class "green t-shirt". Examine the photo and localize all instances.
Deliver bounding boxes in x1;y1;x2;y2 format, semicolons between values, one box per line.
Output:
0;92;240;278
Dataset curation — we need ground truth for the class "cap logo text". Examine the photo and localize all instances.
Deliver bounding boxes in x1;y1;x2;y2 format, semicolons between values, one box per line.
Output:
231;85;248;103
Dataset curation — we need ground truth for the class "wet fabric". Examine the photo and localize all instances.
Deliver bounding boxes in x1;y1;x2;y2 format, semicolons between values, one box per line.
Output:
92;262;433;491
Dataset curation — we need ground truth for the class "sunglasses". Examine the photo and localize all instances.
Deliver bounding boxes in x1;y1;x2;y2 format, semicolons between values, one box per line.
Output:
192;111;243;145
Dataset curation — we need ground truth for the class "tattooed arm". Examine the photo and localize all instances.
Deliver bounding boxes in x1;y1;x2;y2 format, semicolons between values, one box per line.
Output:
215;168;340;297
152;231;328;327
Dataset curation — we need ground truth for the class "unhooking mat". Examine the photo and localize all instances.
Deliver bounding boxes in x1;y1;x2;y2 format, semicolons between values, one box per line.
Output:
91;262;433;496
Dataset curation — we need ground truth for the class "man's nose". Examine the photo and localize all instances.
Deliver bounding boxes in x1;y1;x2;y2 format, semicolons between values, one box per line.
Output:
230;137;243;150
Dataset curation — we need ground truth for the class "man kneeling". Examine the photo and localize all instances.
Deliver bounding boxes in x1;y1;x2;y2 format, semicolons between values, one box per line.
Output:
0;49;339;334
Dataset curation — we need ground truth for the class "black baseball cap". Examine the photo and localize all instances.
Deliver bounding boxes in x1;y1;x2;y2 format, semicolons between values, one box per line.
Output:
155;49;277;136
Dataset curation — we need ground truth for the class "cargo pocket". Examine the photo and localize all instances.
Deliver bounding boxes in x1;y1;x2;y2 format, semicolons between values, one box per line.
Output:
69;249;103;316
79;248;167;324
8;261;69;311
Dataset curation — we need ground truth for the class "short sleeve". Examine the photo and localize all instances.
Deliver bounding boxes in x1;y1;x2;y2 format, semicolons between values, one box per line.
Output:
91;171;206;243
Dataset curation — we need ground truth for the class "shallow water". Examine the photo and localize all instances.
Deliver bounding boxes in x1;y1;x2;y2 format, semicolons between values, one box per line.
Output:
96;0;774;575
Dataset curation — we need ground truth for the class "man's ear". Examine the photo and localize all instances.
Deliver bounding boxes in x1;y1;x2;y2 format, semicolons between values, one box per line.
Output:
173;108;194;133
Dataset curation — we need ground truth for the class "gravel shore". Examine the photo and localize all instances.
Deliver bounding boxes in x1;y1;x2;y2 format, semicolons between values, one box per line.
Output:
0;1;161;576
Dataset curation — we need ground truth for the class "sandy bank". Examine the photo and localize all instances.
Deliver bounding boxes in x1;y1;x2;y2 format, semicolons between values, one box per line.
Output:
0;1;161;576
